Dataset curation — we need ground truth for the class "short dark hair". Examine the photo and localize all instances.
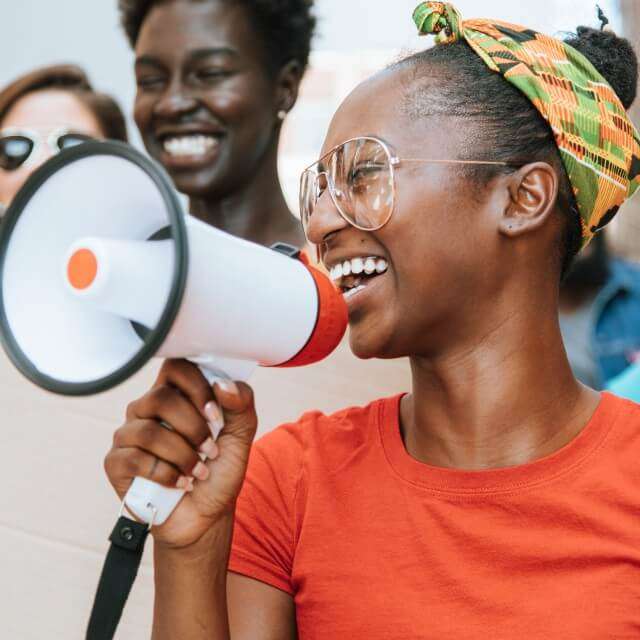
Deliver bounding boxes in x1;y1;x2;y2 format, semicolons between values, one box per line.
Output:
0;64;128;142
395;26;638;278
118;0;316;72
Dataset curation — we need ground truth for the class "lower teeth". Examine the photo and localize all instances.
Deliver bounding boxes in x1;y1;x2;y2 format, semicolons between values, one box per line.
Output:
343;285;366;299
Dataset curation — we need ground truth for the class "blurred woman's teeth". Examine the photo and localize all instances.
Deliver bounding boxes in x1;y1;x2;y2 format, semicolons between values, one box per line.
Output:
164;135;217;157
351;258;364;274
376;259;387;273
342;261;352;276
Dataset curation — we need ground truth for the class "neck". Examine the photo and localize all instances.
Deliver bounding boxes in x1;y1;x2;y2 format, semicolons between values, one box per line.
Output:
401;289;600;471
188;140;304;248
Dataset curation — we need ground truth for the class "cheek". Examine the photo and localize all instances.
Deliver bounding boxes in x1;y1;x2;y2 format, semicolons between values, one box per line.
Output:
206;75;274;132
0;167;32;203
133;93;153;133
385;190;478;296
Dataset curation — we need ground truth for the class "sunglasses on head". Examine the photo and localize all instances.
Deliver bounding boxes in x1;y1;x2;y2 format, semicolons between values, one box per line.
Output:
0;127;95;171
300;135;521;241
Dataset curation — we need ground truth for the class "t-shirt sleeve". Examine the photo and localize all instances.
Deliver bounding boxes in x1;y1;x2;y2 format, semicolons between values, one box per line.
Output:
228;418;309;595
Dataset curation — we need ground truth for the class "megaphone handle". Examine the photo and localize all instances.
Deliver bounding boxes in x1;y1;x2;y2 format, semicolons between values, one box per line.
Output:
190;356;256;385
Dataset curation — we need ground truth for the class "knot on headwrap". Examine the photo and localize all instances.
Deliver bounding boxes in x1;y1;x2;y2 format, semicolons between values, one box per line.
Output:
413;2;463;44
410;2;640;248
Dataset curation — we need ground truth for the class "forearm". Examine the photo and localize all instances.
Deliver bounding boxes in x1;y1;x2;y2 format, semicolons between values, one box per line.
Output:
152;515;234;640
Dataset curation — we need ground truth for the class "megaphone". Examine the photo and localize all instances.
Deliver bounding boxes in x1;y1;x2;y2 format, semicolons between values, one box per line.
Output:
0;140;347;525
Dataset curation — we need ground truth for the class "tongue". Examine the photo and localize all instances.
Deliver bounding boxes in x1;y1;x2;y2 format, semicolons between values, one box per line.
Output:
342;271;381;290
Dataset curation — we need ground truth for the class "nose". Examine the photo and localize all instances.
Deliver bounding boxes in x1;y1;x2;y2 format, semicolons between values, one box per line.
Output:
304;173;350;246
152;77;199;120
32;142;54;169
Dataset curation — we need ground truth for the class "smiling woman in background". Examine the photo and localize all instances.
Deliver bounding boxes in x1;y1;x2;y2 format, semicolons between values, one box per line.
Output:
0;64;128;207
119;0;314;248
116;0;412;429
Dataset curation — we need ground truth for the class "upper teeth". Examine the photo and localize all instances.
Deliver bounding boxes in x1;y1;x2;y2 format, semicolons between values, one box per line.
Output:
329;256;388;282
164;135;217;157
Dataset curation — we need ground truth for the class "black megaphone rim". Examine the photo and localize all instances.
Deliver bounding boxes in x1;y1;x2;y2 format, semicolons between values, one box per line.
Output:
0;140;189;396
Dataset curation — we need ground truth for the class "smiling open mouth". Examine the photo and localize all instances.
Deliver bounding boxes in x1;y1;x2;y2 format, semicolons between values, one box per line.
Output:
161;134;222;158
328;256;388;300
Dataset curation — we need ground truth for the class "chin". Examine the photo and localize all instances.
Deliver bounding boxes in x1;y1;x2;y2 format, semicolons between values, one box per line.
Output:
347;324;397;361
170;172;221;198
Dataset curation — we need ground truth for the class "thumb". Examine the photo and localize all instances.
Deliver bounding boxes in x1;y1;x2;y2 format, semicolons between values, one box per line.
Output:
210;380;258;445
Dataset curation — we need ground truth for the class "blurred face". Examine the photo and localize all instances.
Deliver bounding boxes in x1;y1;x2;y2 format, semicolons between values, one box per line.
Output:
0;90;103;205
133;0;281;199
305;67;505;360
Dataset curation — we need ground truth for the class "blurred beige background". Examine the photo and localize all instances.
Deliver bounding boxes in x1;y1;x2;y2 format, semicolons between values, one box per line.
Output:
0;1;637;638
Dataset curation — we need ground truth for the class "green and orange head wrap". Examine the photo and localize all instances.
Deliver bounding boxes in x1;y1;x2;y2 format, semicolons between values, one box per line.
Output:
412;1;640;248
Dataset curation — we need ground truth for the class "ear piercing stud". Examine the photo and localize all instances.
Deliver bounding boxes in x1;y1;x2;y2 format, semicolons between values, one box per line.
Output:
278;110;287;121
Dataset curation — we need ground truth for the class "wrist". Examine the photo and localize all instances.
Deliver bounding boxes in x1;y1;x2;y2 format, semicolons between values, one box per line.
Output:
154;514;235;565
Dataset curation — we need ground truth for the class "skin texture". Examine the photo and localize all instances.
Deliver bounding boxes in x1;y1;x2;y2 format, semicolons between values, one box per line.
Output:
0;89;105;205
105;63;601;638
133;0;304;247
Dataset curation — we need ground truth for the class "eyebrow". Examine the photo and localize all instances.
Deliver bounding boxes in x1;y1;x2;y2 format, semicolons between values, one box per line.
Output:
135;47;238;68
188;47;238;62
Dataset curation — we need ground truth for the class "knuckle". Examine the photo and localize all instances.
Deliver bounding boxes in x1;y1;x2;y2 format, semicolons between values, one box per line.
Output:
137;421;159;448
125;399;139;420
103;451;114;476
124;450;144;477
149;384;174;410
112;426;126;448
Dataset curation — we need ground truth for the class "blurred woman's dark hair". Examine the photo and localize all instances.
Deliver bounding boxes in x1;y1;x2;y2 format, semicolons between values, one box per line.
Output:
0;64;128;142
119;0;316;73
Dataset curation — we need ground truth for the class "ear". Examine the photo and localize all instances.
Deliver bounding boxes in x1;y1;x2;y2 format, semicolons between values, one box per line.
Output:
498;162;559;240
274;60;304;117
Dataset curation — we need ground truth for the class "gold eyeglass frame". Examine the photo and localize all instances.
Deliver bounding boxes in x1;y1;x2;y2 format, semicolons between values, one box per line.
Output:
300;135;518;236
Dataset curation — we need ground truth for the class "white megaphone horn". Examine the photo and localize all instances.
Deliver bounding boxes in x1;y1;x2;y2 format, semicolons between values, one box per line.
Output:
0;141;347;525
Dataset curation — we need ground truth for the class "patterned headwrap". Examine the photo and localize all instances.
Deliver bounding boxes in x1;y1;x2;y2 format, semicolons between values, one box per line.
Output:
412;2;640;247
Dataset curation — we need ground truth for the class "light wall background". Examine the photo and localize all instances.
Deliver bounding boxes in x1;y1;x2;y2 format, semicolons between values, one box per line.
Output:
0;2;636;639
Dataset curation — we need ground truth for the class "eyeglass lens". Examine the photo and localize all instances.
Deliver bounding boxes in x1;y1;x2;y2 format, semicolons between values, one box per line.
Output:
0;136;34;171
302;138;394;234
56;132;93;151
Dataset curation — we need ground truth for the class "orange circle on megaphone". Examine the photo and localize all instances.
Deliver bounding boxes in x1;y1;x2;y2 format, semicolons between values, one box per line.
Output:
67;248;98;290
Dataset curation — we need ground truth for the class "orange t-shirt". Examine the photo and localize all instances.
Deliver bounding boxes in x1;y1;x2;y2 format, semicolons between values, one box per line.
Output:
229;393;640;639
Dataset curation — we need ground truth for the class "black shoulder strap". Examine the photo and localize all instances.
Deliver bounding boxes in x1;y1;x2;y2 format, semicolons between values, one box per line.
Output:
85;516;150;640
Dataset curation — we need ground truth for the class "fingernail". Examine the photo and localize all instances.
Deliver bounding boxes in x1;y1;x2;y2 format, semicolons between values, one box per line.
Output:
185;477;195;492
204;401;224;433
199;437;219;459
192;461;210;481
217;379;239;396
176;476;189;490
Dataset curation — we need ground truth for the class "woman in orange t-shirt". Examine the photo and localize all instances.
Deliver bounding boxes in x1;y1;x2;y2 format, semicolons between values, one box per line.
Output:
105;4;640;638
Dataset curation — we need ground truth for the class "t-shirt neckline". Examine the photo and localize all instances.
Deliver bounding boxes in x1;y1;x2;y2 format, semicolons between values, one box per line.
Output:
379;392;618;495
